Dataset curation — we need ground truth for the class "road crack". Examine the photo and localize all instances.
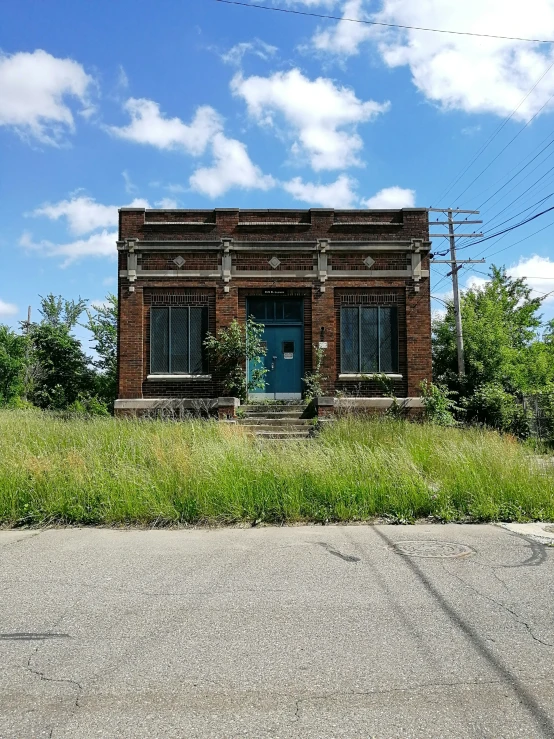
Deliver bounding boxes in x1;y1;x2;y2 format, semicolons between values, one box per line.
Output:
441;563;553;648
27;646;83;708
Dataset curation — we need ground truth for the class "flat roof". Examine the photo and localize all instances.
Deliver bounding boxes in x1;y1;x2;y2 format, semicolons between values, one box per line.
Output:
119;207;427;213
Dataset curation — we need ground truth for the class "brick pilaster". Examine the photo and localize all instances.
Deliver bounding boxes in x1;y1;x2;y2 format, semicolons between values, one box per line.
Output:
118;286;144;398
405;279;432;397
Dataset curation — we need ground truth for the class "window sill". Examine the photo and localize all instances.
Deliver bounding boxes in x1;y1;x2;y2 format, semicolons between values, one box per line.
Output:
339;373;403;380
147;374;212;381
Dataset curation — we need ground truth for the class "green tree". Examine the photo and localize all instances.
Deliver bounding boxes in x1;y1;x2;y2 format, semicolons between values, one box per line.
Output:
39;293;88;329
85;295;118;410
433;266;550;395
0;325;28;404
29;294;93;410
204;318;267;401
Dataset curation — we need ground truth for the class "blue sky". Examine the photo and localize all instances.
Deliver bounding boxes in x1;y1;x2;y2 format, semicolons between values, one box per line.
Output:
2;0;554;349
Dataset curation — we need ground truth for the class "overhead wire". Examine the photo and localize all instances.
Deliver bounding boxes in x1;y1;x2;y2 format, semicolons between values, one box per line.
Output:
214;0;554;42
450;85;554;204
433;59;554;204
214;0;554;316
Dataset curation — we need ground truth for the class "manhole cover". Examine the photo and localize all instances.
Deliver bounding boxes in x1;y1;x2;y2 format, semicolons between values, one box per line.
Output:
393;541;475;558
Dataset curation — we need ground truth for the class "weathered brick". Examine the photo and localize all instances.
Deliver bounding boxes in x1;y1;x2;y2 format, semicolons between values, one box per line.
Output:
116;207;432;403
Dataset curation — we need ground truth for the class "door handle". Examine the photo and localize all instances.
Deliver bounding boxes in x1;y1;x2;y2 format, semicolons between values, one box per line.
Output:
271;355;277;370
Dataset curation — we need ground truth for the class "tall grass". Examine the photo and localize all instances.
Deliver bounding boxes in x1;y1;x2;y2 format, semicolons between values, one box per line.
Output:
0;409;552;526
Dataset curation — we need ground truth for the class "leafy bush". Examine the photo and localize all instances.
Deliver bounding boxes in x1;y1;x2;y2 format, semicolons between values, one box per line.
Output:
85;295;118;411
0;325;28;404
462;382;530;437
420;380;458;426
204;317;268;401
29;323;93;410
302;345;327;400
524;386;554;446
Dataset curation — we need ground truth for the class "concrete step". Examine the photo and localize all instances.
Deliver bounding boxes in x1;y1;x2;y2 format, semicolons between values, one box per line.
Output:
242;405;307;414
258;437;312;442
250;430;312;439
240;423;311;432
242;414;306;421
239;418;311;426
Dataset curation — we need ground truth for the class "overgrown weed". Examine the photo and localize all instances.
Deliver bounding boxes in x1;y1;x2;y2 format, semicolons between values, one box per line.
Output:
0;410;552;527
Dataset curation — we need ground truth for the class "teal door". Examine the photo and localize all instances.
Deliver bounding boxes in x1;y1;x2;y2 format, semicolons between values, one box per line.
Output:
247;298;304;400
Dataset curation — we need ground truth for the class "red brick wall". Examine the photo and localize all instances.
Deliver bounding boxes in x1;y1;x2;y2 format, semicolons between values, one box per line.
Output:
117;207;431;400
141;253;219;270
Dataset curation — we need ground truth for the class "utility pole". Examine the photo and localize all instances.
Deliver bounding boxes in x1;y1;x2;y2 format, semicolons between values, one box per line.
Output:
428;208;485;376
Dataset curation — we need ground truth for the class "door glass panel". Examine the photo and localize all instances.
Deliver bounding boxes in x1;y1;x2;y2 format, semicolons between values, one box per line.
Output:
283;341;294;358
360;307;379;373
283;301;302;321
248;300;266;320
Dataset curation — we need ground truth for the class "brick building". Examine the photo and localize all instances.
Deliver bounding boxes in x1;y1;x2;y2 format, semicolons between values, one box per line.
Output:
114;207;432;416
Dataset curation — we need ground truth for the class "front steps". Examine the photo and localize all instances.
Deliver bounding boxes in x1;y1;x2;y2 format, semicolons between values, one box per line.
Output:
238;404;313;439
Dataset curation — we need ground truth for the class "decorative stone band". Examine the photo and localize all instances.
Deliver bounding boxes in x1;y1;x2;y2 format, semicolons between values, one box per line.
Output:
117;238;430;293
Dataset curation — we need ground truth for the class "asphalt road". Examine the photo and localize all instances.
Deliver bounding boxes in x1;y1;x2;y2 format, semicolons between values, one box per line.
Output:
1;524;553;738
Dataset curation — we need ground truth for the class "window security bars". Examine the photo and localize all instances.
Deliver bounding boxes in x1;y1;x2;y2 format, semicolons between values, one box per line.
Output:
340;306;399;373
150;306;208;374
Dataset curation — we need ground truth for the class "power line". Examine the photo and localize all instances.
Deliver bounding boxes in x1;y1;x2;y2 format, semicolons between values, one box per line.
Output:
447;204;554;253
434;60;554;204
481;218;554;259
468;128;554;203
464;265;554;298
214;0;554;42
451;85;554;204
455;192;554;251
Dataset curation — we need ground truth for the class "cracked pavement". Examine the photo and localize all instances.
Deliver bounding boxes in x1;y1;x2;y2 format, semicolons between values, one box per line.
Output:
1;524;553;738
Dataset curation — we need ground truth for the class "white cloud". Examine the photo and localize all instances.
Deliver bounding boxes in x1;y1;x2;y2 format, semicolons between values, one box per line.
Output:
508;254;554;303
222;39;277;66
122;170;137;194
155;198;179;209
108;99;222;154
361;186;416;209
0;300;18;317
117;66;129;89
0;49;94;145
464;274;489;292
284;0;339;5
190;132;275;198
432;306;448;321
20;230;117;268
460;255;554;303
29;196;150;236
375;0;554;119
283;174;358;207
311;0;373;56
231;68;389;170
165;183;186;194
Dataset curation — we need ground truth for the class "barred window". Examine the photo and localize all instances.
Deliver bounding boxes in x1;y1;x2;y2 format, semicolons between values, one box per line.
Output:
340;306;398;373
150;306;208;374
